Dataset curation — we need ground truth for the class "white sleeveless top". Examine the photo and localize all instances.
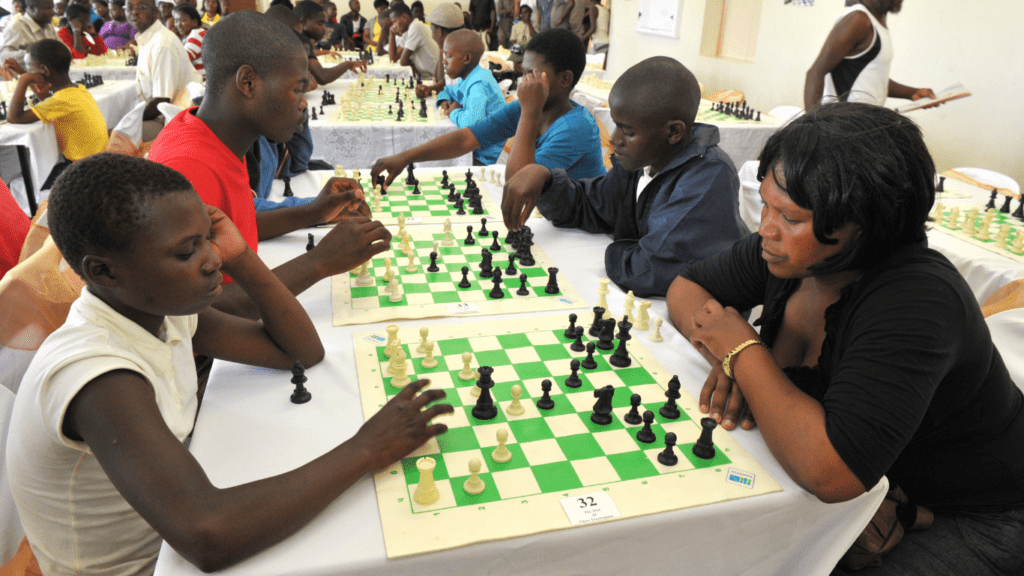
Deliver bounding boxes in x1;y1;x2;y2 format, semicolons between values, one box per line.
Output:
822;4;893;106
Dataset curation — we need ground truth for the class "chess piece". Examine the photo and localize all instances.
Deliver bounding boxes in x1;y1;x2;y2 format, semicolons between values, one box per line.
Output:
306;233;315;251
488;269;505;299
544;267;560;294
382;257;394;284
479;217;489;237
596;318;616;351
596;277;610;310
459;351;476;380
658;433;679;466
442;220;455;247
609;317;633;368
564;313;578;339
413;457;440;505
536;379;554;410
405;252;417;273
623;291;635;323
581;342;598;369
492;428;512;462
635;301;651;331
417;327;430;353
692;417;718;460
420;340;438;369
283;177;293;197
624;393;643;425
516;273;530;296
472;366;498;420
463;458;486;495
636;410;656;443
479;249;494;278
290;361;311;404
948;207;960;229
356;262;373;285
589;306;605;337
490;231;501;252
505;254;517;276
390;348;412;387
570;326;585;352
931;201;945;222
590;385;614;425
384;324;400;358
564;359;582;388
659;375;682;420
506;384;525;416
427;251;440;273
388;279;403;302
459;266;472;289
649;317;665;342
465;225;476;245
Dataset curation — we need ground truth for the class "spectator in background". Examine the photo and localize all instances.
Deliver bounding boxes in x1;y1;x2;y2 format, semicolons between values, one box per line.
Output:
588;0;607;54
0;181;29;280
0;0;57;64
200;0;217;25
363;0;389;55
508;3;533;46
550;0;571;31
91;0;109;32
173;4;203;77
410;0;423;21
414;2;463;99
317;0;346;48
0;1;25;34
98;0;134;48
435;29;505;165
59;3;108;57
387;1;437;80
337;0;365;48
467;0;494;50
494;0;512;47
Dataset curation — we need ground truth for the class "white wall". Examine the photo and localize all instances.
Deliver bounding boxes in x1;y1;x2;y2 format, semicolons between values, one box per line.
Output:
605;0;1024;187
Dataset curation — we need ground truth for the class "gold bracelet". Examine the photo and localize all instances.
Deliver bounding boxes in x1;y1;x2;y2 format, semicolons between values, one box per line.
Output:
721;339;765;379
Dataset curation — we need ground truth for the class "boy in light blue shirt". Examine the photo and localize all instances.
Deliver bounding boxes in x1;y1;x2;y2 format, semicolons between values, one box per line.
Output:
435;28;505;165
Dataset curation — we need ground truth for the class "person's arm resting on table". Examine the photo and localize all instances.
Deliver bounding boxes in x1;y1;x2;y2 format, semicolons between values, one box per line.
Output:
370;126;483;190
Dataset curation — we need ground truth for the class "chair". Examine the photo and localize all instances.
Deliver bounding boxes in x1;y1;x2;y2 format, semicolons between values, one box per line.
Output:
0;386;25;564
737;160;763;232
104;101;151;157
984;308;1024;393
590;107;614;172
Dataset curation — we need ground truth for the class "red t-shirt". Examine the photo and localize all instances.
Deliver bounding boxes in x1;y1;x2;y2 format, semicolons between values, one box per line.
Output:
0;181;30;279
148;108;256;282
58;26;109;58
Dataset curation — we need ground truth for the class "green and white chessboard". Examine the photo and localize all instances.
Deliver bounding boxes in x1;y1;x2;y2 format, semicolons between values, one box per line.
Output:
321;169;498;226
931;204;1024;264
328;101;436;124
696;106;775;124
355;315;781;558
331;222;586;325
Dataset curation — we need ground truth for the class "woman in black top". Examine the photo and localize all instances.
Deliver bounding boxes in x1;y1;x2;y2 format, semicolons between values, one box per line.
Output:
666;103;1024;575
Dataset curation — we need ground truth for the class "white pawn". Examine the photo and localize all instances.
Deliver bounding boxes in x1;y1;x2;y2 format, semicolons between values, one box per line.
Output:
636;301;651;331
335;164;346;177
420;341;438;369
596;277;610;311
623;290;635;323
402;234;414;257
649;317;664;342
405;252;417;273
948;207;960;229
442;219;455;247
491;429;512;463
372;194;381;212
506;384;525;416
463;458;486;495
390;348;412;387
397;213;407;237
459;351;476;381
388;278;404;302
382;257;394;283
387;338;403;373
413;457;440;505
356;262;373;286
384;324;400;358
417;327;430;353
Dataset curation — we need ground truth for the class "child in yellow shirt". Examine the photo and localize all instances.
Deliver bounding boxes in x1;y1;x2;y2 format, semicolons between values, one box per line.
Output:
8;38;109;188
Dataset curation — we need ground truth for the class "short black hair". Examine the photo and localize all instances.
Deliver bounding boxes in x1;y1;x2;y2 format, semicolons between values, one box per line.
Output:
388;1;409;18
524;28;585;88
757;102;935;275
609;56;701;129
410;0;421;9
294;0;324;21
269;0;294;9
49;154;195;277
202;10;306;99
92;0;108;6
28;39;72;74
372;0;387;8
65;2;89;20
25;0;48;9
265;3;299;27
172;3;200;21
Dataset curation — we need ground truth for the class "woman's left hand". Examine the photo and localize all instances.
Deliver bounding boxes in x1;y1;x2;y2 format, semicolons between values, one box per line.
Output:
690;298;759;362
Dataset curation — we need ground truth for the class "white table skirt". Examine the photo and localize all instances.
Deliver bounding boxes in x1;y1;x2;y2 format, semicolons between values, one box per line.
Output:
154;168;884;576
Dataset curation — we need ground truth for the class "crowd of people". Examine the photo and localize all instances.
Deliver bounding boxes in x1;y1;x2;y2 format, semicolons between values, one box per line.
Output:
0;0;1021;575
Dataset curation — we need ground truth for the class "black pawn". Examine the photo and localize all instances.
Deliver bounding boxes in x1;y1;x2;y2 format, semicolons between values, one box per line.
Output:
692;417;718;460
589;306;605;337
478;218;489;237
581;342;598;369
306;233;315;252
290;361;311;404
1001;195;1013;213
536;379;555;410
1014;200;1024;221
310;107;317;120
986;189;998;211
936;176;946;192
636;410;656;443
516;273;530;296
412;182;421;195
471;366;498;420
564;359;582;388
441;170;449;186
456;199;466;215
590;385;614;425
570;326;585;352
489;231;501;252
608;317;632;368
489;268;504;299
479;249;493;278
658;433;679;466
458;266;472;288
505;253;517;276
624;393;643;424
564;313;578;339
544;267;560;294
426;251;440;272
659;375;682;420
283;177;293;197
464;225;476;245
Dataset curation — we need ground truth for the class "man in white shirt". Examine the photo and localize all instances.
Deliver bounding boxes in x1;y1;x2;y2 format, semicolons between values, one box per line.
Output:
387;1;436;80
0;0;56;64
126;0;200;139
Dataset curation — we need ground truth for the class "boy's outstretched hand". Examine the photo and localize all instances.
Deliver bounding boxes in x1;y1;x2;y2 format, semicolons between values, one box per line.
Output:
501;163;552;230
370;154;407;192
353;378;453;470
206;204;250;268
311;176;370;223
310;215;392;275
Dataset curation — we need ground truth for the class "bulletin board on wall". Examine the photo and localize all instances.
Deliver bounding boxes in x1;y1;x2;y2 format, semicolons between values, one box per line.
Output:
636;0;682;38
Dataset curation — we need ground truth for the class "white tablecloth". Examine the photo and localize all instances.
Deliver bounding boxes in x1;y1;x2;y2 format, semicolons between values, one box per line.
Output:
68;65;138;82
0;80;140;199
153;168;885;576
307;79;472;169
